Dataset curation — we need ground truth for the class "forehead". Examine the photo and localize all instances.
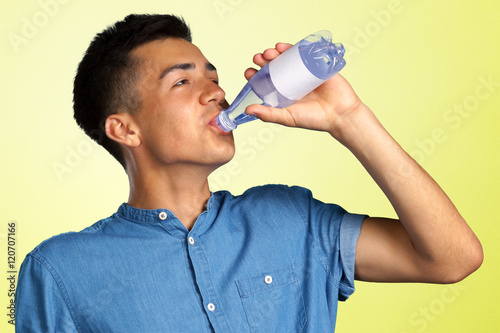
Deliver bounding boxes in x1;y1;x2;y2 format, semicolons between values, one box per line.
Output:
131;38;207;67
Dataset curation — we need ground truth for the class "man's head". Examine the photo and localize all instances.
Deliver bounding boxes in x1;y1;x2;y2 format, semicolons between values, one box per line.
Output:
73;14;193;168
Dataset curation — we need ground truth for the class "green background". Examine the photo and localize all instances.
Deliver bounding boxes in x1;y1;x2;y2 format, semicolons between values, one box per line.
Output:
1;0;499;332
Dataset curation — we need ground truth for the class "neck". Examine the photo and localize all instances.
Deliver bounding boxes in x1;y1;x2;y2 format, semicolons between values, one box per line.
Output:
127;162;213;231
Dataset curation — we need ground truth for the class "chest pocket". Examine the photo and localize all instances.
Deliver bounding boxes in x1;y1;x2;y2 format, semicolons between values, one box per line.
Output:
235;264;307;333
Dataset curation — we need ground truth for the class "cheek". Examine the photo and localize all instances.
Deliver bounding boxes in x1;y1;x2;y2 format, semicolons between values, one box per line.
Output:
137;97;201;146
146;105;189;139
158;119;199;153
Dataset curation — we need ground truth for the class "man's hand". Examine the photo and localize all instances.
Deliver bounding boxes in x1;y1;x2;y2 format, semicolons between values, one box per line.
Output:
244;43;363;138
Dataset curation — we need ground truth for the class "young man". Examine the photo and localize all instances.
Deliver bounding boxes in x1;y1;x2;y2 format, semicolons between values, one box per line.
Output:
15;14;482;332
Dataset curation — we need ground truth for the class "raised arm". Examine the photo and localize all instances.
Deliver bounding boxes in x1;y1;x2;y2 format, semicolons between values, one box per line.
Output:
245;43;483;283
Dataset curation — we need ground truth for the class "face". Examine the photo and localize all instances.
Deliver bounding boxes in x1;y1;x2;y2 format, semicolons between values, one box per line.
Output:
130;38;235;171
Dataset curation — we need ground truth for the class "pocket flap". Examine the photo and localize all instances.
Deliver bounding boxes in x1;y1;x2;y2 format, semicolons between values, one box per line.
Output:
236;265;298;298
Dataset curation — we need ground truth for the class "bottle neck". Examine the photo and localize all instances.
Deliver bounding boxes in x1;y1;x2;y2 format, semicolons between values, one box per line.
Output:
216;111;237;132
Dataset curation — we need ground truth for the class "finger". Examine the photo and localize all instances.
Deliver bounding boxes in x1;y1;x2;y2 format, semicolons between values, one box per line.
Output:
246;104;296;127
244;67;258;81
252;53;267;67
262;48;281;61
275;42;293;53
247;43;294;80
263;43;293;60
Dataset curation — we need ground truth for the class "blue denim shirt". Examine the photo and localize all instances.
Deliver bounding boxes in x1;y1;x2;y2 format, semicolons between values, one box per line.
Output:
16;185;365;332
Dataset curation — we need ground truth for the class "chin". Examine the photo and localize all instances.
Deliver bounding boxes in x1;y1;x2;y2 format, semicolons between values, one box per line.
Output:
209;147;235;170
219;148;236;165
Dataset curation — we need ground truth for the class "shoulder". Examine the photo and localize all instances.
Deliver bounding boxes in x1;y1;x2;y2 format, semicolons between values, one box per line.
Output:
219;184;313;203
215;184;326;227
216;184;345;217
241;184;343;215
27;215;115;264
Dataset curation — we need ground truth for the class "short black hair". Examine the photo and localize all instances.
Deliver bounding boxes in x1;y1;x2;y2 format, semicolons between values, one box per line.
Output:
73;14;192;168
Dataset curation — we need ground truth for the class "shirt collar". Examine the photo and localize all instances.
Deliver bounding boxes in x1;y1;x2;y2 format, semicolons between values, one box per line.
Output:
115;191;224;238
116;203;172;224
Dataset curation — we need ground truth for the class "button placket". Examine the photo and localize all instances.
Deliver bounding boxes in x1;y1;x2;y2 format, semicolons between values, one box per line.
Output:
184;224;232;332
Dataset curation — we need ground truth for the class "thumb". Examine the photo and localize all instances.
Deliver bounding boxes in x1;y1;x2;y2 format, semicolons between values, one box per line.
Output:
246;104;296;127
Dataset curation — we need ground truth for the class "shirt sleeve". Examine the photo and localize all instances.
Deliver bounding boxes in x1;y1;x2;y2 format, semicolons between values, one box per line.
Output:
16;254;79;333
287;186;366;301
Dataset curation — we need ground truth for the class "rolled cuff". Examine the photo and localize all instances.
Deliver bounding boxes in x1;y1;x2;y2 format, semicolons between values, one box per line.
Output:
338;213;366;301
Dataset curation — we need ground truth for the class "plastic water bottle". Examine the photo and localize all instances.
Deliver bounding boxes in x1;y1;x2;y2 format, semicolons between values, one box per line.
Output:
216;30;346;132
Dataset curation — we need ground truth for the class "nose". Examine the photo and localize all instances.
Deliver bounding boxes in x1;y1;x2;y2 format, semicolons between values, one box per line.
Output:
200;79;226;106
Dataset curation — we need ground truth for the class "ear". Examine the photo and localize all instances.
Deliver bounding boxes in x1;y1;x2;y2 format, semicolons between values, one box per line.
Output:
105;113;141;148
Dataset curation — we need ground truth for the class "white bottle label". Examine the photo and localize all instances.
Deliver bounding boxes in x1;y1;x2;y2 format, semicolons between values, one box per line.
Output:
269;43;326;101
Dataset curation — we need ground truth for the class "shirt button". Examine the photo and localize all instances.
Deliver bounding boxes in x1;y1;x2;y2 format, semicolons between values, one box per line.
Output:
188;237;195;245
207;303;215;312
158;212;167;220
264;275;273;284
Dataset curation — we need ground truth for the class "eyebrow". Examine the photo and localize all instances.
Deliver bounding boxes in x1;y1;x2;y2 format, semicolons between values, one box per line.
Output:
159;62;217;79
